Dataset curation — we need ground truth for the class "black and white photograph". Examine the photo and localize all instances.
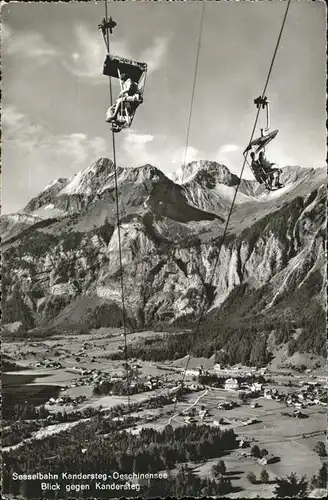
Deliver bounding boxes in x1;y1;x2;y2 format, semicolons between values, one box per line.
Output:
1;0;327;498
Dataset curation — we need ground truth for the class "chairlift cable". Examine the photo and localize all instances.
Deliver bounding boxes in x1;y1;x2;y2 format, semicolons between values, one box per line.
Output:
102;0;130;408
182;1;205;168
173;0;292;415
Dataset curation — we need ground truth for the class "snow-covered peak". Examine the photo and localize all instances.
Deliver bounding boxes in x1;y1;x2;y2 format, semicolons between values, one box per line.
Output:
123;164;167;184
172;160;208;185
173;160;237;187
100;163;168;194
59;158;115;196
43;178;68;192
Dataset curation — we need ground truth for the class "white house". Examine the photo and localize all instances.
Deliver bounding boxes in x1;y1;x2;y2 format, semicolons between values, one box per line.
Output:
185;416;196;424
225;378;239;391
258;454;276;465
185;369;200;377
239;439;249;448
199;409;209;420
188;383;201;391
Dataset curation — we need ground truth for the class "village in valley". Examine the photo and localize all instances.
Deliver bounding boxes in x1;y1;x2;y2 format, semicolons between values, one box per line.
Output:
3;327;327;498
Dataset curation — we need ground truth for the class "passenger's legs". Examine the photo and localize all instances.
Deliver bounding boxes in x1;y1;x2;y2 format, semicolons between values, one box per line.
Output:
106;98;124;122
271;169;283;188
105;104;115;122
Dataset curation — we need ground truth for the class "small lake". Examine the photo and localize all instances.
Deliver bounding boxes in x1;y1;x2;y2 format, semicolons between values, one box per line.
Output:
2;372;61;407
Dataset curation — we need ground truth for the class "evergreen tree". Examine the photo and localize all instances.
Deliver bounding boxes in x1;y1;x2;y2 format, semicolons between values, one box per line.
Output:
317;464;328;489
274;473;308;498
212;459;226;477
247;471;257;484
313;441;327;457
260;468;269;483
311;464;327;489
217;476;233;494
251;444;261;458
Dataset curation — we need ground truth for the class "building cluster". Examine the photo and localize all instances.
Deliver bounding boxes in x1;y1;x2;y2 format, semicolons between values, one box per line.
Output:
64;367;107;387
217;400;239;410
61;362;194;397
224;378;263;393
263;382;327;408
34;360;62;369
185;365;207;377
295;381;327;406
214;364;267;377
79;364;166;395
46;394;87;408
183;405;211;424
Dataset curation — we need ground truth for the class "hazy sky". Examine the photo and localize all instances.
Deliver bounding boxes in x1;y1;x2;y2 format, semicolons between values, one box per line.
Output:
1;0;326;213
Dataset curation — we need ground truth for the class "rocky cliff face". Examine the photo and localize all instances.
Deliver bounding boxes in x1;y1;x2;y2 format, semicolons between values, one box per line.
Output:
1;158;326;357
24;177;69;213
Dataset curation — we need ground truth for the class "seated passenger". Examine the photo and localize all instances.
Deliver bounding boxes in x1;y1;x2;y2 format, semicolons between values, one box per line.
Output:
258;151;283;189
250;151;265;184
106;73;141;127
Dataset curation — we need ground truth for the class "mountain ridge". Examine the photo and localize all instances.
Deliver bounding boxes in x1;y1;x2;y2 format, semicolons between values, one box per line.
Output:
1;158;326;365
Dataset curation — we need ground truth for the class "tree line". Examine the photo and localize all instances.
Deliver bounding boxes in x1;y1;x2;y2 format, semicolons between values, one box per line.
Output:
3;421;237;498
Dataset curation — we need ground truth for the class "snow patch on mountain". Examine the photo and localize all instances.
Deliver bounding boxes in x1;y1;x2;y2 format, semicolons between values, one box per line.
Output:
100;164;165;194
59;158;114;196
32;204;68;219
43;178;68;192
173;160;237;186
23;177;69;214
2;213;42;224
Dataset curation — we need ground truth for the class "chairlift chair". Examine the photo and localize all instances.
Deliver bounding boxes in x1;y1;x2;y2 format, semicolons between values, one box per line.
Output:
244;95;283;191
103;54;148;133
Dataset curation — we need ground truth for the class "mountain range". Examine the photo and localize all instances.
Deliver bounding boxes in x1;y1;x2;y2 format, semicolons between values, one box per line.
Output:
1;158;326;365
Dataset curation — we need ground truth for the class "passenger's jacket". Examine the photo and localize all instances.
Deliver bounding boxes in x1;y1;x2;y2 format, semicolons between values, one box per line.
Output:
259;156;273;172
123;79;140;96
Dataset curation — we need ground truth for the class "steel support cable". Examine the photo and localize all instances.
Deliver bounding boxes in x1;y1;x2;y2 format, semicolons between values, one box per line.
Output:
103;0;130;408
173;0;292;415
182;1;205;168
